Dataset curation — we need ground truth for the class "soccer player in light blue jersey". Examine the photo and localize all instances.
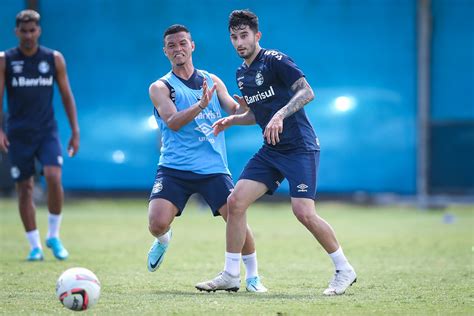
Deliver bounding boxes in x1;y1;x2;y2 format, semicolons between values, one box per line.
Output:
147;24;266;293
0;10;79;261
196;10;357;296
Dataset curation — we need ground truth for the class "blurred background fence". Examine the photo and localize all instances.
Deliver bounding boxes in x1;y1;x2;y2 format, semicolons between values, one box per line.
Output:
1;0;473;199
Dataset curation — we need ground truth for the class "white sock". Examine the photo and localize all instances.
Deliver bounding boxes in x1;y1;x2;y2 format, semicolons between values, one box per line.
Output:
329;247;353;271
224;252;241;277
242;252;258;279
157;229;171;244
26;229;42;250
47;213;62;239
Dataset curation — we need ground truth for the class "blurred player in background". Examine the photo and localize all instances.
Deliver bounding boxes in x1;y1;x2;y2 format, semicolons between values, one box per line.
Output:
196;10;356;296
147;24;266;292
0;10;80;261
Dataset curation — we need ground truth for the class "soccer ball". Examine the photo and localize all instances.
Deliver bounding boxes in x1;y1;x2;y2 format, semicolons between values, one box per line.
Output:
56;267;101;311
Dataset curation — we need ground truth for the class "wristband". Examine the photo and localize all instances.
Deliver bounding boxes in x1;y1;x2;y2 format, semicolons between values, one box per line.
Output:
198;104;205;110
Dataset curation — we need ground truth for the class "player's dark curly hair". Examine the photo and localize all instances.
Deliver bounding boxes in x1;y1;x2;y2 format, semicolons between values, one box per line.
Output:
228;10;259;33
163;24;191;40
16;10;40;27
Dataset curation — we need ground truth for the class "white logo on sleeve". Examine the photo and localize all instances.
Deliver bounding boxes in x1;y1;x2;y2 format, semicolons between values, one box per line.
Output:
57;156;64;165
297;183;308;192
152;180;163;194
10;166;20;179
38;61;50;74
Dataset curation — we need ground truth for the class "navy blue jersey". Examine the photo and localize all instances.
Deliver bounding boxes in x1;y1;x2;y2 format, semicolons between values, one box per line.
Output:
236;48;319;152
4;46;57;136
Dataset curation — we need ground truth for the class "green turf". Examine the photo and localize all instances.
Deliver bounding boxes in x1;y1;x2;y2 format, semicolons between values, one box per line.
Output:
0;198;472;315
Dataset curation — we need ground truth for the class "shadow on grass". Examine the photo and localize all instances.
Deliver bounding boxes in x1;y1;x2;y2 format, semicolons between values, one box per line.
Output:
150;289;354;300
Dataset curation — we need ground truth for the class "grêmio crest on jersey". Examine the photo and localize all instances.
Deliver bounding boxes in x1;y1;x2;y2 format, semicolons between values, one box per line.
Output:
236;49;291;107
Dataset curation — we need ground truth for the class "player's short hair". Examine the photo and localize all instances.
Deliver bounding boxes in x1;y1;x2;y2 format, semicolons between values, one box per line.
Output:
163;24;191;40
228;9;259;33
16;10;40;27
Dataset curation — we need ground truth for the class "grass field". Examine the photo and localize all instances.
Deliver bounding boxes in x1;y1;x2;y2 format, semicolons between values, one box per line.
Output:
0;198;472;315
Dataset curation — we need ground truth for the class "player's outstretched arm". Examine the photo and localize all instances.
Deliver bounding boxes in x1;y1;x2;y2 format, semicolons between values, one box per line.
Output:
212;97;256;136
149;78;216;132
210;74;249;115
55;51;80;157
264;77;314;145
0;52;10;153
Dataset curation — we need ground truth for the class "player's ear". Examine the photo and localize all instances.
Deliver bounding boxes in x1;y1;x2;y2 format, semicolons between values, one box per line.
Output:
191;41;195;52
37;25;42;36
255;31;262;42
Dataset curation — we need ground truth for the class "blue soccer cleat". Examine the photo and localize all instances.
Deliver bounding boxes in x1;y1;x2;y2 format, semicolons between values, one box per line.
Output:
147;231;171;272
46;237;69;260
246;276;268;293
27;247;44;261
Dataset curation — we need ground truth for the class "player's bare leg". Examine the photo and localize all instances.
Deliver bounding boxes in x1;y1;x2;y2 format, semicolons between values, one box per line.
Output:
44;166;68;260
44;166;63;216
291;197;356;295
17;177;36;232
226;180;267;254
17;177;43;260
291;198;339;253
147;198;177;272
196;180;267;292
218;203;267;292
218;204;255;255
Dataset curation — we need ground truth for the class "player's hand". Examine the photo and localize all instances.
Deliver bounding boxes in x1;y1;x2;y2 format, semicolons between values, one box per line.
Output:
67;132;80;157
264;113;284;145
0;130;9;153
233;94;248;112
212;116;234;136
198;79;217;109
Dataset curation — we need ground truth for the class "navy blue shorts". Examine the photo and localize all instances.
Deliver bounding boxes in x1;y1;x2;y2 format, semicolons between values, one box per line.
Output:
7;131;63;182
149;166;234;216
239;147;320;199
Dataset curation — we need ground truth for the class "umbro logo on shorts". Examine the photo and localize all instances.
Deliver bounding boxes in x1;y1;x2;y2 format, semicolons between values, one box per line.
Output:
297;183;308;192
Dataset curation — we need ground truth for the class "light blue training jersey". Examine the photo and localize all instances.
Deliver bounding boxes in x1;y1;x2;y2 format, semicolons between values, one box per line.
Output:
154;70;230;175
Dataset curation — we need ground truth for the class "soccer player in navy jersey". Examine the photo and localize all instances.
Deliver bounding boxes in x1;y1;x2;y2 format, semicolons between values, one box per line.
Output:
147;24;266;292
196;10;356;295
0;10;80;261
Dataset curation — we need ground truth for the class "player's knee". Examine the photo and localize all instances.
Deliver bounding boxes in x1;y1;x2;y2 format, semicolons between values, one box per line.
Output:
17;181;34;199
292;207;314;225
44;172;61;186
148;218;169;236
227;193;247;215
